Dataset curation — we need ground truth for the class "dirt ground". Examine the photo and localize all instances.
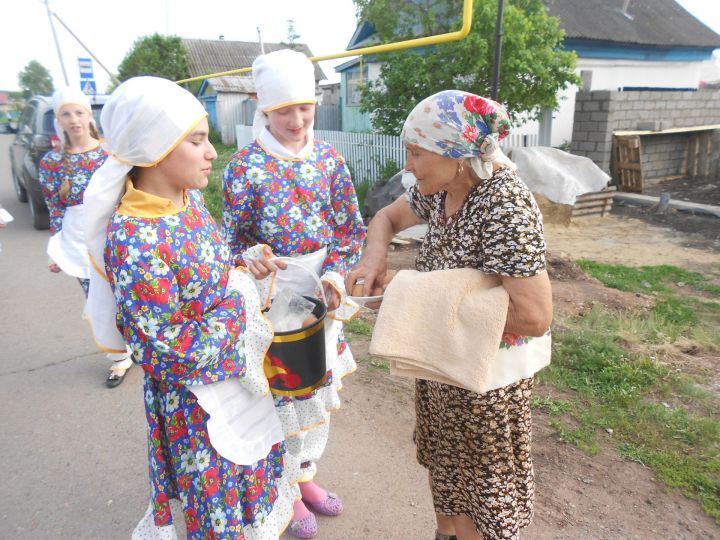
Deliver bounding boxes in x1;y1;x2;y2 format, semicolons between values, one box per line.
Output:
341;183;720;539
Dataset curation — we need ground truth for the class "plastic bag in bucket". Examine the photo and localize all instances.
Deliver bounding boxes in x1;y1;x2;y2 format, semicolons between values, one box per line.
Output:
263;258;328;396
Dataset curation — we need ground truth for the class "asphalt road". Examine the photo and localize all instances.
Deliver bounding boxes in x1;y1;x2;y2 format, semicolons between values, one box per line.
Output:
0;134;150;538
0;133;434;539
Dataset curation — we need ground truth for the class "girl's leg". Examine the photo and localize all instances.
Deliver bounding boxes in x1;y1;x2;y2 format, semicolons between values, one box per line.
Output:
300;479;343;516
106;348;133;388
288;499;318;539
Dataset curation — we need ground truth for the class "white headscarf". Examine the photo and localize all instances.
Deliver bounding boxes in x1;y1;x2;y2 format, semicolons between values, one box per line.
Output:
84;76;207;352
251;49;317;138
52;86;95;141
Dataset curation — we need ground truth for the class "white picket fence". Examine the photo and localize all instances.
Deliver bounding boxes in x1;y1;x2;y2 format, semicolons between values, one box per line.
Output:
235;125;538;185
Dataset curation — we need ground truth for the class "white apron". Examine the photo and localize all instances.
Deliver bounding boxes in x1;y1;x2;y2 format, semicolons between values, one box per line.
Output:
47;204;90;279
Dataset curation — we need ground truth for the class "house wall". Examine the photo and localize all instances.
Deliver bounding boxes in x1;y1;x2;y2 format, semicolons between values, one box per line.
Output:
340;63;380;133
553;59;707;147
217;93;247;145
570;89;720;179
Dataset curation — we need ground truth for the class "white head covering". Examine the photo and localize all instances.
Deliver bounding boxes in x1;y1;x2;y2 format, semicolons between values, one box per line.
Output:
52;86;95;141
251;49;317;138
83;76;207;352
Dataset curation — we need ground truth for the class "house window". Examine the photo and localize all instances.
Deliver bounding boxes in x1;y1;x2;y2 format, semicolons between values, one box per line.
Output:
346;66;368;106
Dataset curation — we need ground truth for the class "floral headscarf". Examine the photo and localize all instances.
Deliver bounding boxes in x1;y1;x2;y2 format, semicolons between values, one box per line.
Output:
401;90;515;179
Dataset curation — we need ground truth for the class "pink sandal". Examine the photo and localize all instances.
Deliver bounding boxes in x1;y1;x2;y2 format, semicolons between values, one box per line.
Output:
288;512;318;539
303;492;343;517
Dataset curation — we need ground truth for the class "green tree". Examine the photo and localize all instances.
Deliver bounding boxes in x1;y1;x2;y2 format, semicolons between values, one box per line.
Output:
117;34;190;83
18;60;54;98
282;19;302;50
355;0;580;134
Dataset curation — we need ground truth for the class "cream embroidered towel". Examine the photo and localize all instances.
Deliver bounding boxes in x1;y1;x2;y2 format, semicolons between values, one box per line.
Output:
369;268;509;393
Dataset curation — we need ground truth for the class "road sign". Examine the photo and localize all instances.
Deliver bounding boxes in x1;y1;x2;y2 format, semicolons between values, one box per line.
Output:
78;57;94;79
81;80;97;95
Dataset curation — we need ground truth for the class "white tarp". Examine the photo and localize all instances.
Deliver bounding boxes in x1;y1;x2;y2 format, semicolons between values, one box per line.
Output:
510;147;610;205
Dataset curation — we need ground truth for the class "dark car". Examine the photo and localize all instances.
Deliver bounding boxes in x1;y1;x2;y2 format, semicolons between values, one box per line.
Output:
9;94;106;230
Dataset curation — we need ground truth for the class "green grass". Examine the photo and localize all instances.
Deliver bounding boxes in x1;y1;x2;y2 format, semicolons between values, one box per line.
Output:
204;141;236;223
344;317;374;336
534;261;720;522
358;355;390;373
577;260;720;351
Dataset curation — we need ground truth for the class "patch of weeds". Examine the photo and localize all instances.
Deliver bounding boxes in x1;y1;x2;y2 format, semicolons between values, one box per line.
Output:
358;355;390;373
531;395;573;416
549;418;601;455
541;300;720;522
576;260;717;295
618;443;720;523
345;318;374;336
353;181;370;213
204;142;237;222
577;261;720;350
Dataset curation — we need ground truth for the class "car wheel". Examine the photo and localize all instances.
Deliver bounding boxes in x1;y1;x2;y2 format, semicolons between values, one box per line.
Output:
10;154;28;203
28;189;49;230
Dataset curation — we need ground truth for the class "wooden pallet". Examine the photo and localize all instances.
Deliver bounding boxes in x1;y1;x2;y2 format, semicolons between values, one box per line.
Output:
571;186;617;218
612;135;642;192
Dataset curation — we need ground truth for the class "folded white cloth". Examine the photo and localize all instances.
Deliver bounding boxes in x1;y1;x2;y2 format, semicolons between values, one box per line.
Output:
369;268;509;393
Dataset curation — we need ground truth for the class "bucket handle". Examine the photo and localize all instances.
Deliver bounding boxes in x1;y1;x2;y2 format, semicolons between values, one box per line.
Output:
268;256;327;306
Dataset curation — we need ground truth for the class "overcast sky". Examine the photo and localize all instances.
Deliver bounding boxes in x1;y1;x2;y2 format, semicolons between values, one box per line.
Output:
1;0;718;93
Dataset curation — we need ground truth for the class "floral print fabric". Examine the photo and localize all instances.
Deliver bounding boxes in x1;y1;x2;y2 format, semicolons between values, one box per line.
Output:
221;140;366;275
105;189;285;538
401;90;510;160
407;166;546;538
39;146;108;234
415;378;535;540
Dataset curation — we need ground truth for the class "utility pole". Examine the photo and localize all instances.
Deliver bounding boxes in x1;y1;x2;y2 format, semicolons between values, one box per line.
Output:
490;0;504;101
257;27;265;54
44;0;69;85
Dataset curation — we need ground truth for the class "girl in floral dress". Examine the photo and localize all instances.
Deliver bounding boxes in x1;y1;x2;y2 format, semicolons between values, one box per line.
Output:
39;86;133;387
83;76;298;539
222;49;366;539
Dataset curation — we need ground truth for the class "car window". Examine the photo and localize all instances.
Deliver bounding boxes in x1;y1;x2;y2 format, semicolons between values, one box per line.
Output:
91;105;103;135
42;110;55;134
18;103;36;131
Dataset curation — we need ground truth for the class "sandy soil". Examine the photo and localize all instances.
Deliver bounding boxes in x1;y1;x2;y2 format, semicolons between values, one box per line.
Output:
318;201;720;539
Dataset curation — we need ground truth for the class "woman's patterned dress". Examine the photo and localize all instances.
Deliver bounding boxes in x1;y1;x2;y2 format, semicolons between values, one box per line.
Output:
407;167;547;540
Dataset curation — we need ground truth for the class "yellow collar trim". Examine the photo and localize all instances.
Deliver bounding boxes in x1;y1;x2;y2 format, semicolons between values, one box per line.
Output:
117;179;189;218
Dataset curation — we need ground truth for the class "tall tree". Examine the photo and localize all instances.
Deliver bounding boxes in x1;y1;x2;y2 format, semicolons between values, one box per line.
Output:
117;34;190;83
283;19;302;50
355;0;580;134
18;60;54;98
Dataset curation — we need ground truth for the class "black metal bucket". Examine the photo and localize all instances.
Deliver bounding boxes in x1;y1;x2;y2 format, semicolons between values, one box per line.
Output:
264;295;328;397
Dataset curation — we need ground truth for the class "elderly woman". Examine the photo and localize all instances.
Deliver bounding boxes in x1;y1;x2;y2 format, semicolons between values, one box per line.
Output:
346;90;552;540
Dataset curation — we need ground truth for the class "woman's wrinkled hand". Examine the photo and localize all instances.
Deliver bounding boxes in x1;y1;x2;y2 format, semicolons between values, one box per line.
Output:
345;250;387;298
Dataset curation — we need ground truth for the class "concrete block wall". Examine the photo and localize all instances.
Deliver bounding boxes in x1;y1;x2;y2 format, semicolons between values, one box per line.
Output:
571;90;720;178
